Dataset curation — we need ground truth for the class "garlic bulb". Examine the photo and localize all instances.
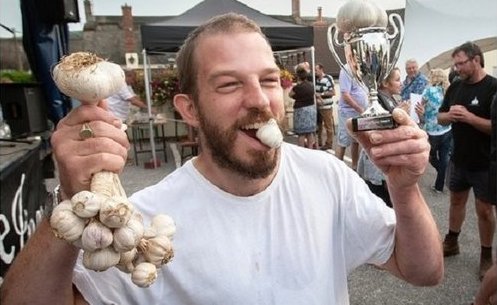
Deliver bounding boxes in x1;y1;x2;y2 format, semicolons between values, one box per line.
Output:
99;196;133;228
150;214;176;240
81;220;114;252
139;235;174;267
131;262;158;288
113;212;144;252
83;247;121;271
71;190;103;218
336;0;388;33
256;119;283;148
50;200;87;242
52;52;125;104
116;248;138;273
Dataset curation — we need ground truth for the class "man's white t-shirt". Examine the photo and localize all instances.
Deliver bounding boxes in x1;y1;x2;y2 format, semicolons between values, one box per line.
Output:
73;143;396;305
105;85;136;121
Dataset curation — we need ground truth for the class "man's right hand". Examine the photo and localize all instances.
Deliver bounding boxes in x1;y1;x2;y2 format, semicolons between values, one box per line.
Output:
51;101;130;198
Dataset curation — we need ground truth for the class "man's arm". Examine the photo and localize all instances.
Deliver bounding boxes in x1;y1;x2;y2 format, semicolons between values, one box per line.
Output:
348;108;444;286
129;95;148;109
0;102;129;304
342;91;364;113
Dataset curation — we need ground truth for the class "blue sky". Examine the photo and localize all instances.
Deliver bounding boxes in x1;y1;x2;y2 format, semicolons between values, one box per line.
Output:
0;0;405;38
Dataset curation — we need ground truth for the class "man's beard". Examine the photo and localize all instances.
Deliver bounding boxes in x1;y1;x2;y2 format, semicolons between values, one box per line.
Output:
197;108;280;179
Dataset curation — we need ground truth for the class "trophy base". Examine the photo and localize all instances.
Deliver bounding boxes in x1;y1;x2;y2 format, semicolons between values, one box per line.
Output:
352;114;396;132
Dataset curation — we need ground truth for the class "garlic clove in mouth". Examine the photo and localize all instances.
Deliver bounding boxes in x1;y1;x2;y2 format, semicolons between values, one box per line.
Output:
255;119;283;148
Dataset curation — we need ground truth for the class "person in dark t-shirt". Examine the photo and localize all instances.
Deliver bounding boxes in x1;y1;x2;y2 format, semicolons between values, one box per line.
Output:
438;41;497;280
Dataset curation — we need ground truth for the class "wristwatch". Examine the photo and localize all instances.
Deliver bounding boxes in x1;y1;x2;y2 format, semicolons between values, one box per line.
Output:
45;184;62;218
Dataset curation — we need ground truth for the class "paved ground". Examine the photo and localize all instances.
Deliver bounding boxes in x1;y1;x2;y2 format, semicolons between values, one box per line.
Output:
51;133;494;304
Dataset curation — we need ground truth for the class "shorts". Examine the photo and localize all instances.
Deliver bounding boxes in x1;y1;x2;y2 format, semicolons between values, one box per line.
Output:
448;162;495;204
337;110;359;147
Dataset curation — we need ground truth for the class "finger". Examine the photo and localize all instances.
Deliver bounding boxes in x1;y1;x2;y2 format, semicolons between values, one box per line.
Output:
373;153;428;176
58;153;126;196
369;137;430;159
391;108;416;127
58;103;121;129
366;124;427;146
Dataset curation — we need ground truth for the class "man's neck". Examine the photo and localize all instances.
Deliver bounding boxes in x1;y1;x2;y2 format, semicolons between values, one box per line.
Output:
193;153;279;197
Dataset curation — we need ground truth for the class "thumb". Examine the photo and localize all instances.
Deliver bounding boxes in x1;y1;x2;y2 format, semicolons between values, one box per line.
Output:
392;107;415;127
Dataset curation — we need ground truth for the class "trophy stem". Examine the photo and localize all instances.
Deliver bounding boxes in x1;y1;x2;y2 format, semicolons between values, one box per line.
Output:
362;89;389;117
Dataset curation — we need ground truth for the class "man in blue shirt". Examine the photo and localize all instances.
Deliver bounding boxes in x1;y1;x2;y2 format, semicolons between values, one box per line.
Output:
401;59;428;101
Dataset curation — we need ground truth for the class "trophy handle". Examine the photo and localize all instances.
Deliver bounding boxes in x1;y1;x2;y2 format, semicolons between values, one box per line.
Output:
385;13;405;76
327;24;348;73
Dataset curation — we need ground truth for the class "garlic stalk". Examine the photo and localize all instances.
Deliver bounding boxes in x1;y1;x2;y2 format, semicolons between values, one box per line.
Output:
51;51;176;287
256;119;283;148
50;200;87;242
82;247;121;271
131;262;158;288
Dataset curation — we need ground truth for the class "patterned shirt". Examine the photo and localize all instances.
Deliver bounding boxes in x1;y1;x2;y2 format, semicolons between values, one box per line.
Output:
401;73;428;101
315;74;335;109
421;85;451;135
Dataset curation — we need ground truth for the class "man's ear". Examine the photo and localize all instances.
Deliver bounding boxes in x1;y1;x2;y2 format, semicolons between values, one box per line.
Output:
173;94;200;127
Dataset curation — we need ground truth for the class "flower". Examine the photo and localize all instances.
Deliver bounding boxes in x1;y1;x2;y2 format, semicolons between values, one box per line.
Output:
134;68;180;108
280;69;294;89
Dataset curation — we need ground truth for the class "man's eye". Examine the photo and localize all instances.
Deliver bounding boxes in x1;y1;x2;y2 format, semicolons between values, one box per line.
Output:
217;81;241;92
261;78;279;86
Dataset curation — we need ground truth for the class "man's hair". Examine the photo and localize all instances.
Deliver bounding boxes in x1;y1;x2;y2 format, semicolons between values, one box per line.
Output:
452;41;484;68
405;58;418;67
176;13;268;97
296;66;309;81
316;63;324;70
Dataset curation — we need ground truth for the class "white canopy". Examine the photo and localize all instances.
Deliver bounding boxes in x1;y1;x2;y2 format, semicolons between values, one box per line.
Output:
398;0;497;73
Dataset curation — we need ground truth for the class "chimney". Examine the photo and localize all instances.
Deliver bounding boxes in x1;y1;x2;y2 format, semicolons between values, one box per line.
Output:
292;0;301;20
121;4;136;53
84;0;94;22
312;6;327;26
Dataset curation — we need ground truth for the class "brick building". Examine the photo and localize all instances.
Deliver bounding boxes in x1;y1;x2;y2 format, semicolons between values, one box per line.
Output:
0;0;405;78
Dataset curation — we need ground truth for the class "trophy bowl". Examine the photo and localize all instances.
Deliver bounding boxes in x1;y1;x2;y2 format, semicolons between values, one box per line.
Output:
328;0;404;131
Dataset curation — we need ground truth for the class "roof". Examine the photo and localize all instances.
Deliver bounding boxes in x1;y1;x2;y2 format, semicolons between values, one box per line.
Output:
140;0;313;53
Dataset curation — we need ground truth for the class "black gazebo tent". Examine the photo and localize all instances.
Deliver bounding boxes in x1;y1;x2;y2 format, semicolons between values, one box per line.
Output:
140;0;314;53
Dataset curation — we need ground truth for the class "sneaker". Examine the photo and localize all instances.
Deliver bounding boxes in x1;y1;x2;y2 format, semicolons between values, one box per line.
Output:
479;255;493;280
443;234;460;257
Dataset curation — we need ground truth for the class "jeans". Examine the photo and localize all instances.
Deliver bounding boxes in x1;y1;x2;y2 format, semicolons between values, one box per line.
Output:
428;130;452;191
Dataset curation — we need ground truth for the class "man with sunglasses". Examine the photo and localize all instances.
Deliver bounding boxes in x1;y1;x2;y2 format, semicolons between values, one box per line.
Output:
438;41;497;280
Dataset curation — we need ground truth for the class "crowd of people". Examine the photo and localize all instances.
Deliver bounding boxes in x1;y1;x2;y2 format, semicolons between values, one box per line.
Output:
0;13;495;305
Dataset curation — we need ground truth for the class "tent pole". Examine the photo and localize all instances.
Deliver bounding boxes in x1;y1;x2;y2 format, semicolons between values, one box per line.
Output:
310;46;316;105
142;50;158;168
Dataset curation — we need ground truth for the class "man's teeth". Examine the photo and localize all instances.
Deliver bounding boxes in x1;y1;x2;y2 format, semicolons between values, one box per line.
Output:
241;122;266;130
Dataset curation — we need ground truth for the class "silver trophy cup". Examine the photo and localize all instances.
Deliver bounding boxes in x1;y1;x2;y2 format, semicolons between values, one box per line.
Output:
328;9;404;131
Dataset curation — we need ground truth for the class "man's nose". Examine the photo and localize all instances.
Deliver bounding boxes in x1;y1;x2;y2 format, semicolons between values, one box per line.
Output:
243;82;270;108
